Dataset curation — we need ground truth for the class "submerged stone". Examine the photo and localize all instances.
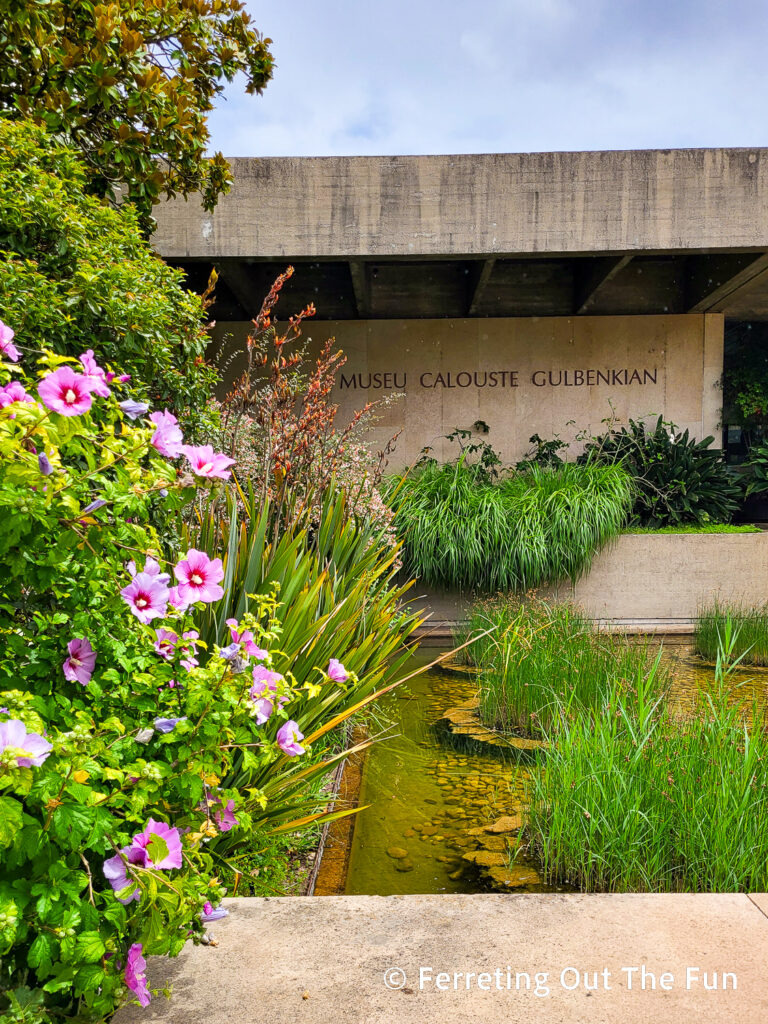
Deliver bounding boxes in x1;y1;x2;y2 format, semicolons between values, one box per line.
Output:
386;847;409;860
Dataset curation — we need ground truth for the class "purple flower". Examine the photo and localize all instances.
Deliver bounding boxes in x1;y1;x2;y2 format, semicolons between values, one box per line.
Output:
249;666;287;724
119;399;149;420
38;366;95;416
181;444;236;481
38;452;53;476
174;549;224;604
0;719;53;766
82;498;107;514
127;556;170;585
121;573;169;624
153;628;178;661
226;618;268;660
79;350;111;398
168;585;191;612
103;845;145;903
213;798;238;833
124;943;151;1007
154;717;187;733
0;380;33;409
149;410;184;458
276;720;306;757
62;637;96;686
201;901;229;922
327;659;349;683
0;321;20;362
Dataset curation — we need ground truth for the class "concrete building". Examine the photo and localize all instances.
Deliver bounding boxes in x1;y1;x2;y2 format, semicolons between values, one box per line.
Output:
153;149;768;467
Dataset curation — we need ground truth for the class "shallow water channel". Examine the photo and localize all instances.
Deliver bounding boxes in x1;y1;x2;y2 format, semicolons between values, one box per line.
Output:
343;643;767;897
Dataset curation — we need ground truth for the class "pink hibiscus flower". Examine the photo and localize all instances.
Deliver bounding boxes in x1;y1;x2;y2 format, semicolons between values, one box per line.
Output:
0;321;20;362
62;637;97;686
276;720;306;757
38;366;95;416
149;410;184;458
124;943;151;1007
226;618;268;660
78;350;111;398
173;549;224;604
120;572;169;623
327;658;349;683
0;719;52;766
153;628;178;661
181;444;236;480
0;380;33;409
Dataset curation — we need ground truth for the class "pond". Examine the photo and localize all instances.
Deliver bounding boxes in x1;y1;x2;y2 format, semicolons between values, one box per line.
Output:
341;641;767;897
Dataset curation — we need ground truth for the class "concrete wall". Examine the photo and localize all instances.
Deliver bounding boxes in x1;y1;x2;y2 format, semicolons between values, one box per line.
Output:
410;533;768;631
213;313;724;468
153;149;768;259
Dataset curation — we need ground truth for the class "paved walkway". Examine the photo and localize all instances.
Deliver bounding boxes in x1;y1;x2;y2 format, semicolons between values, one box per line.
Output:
115;893;768;1024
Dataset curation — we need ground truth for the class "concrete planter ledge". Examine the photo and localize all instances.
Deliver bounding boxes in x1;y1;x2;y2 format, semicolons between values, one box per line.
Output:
115;893;768;1023
411;532;768;633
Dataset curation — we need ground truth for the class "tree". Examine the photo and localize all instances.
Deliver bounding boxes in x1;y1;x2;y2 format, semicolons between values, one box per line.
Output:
0;0;275;226
0;118;217;433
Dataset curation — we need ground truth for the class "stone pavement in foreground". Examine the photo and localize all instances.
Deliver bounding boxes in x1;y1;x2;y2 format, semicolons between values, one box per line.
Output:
115;893;768;1024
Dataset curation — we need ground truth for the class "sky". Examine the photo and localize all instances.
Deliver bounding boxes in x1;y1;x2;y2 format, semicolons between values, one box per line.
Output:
206;0;768;157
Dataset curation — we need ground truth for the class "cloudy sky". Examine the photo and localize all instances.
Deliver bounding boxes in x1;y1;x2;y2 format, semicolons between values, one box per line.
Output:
207;0;768;157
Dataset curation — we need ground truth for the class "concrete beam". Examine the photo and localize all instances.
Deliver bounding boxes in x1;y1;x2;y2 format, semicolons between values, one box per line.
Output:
575;254;634;313
685;251;768;311
348;261;370;318
467;259;496;315
153;149;768;261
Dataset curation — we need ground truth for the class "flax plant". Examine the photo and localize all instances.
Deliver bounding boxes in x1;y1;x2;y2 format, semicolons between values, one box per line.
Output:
695;601;768;666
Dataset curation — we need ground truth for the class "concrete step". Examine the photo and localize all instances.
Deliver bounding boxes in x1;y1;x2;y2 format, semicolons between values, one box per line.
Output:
115;893;768;1023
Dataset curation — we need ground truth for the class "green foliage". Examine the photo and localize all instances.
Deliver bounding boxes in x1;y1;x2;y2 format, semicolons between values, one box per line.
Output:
0;0;274;226
0;119;217;435
0;349;368;1020
515;431;569;471
387;461;633;592
526;651;768;892
458;598;670;735
580;415;739;527
741;437;768;497
722;322;768;429
695;602;768;666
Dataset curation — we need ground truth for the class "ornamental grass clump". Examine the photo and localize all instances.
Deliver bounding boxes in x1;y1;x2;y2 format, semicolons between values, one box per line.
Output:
462;598;670;736
695;602;768;666
387;460;632;592
525;655;768;892
0;326;383;1021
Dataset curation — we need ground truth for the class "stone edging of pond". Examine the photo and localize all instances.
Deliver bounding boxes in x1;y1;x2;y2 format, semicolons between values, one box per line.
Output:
436;696;548;755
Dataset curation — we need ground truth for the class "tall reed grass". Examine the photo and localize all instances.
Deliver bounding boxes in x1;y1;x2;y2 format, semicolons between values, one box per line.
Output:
387;462;633;591
525;653;768;892
459;597;669;736
695;601;768;666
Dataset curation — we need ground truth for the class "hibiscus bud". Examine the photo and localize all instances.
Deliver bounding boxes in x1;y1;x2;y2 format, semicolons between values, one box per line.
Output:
38;453;53;476
135;728;155;744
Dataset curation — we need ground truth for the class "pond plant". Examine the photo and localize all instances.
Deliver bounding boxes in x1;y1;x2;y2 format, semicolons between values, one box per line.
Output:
695;602;768;666
525;645;768;892
0;331;407;1020
460;598;670;736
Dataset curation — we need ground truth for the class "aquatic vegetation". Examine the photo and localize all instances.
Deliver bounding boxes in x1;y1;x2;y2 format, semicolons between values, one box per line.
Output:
695;601;768;666
387;462;633;592
526;657;768;892
462;598;669;736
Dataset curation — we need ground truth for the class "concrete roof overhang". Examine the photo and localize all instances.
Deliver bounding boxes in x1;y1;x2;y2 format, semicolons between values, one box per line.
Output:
152;149;768;321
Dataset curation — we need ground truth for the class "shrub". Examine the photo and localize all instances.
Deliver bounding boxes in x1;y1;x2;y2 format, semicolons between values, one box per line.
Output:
525;663;768;892
0;119;217;436
580;415;739;527
387;461;633;592
0;337;362;1020
214;267;399;539
459;598;670;735
695;602;768;666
